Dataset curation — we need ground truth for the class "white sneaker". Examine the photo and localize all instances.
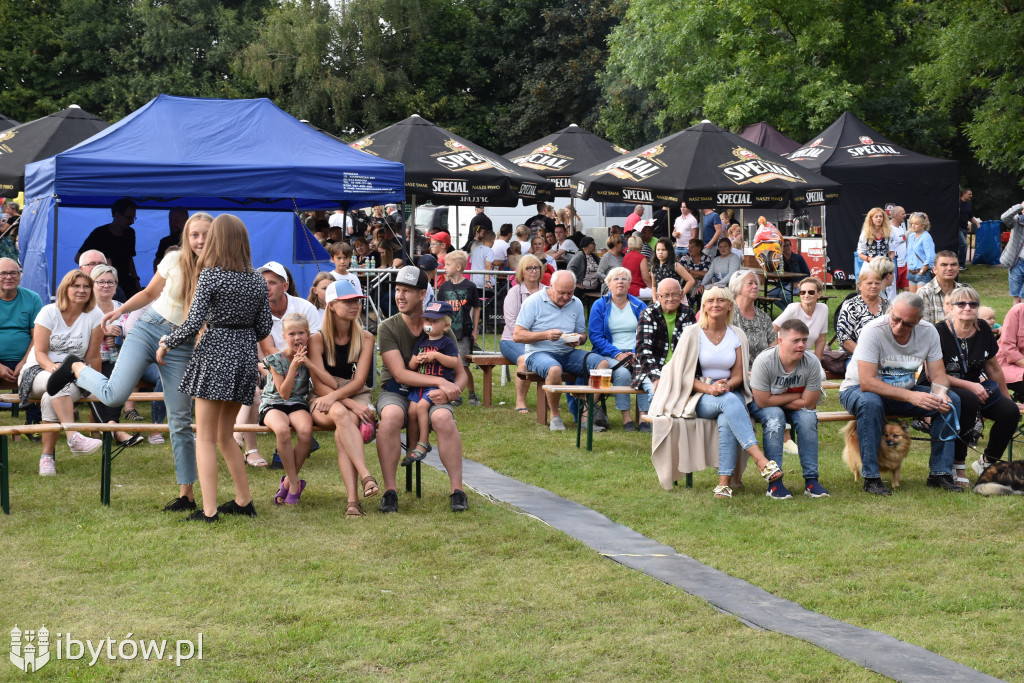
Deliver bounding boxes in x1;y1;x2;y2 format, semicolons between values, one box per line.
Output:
67;432;103;455
148;433;165;445
549;416;566;431
39;456;56;476
783;439;799;455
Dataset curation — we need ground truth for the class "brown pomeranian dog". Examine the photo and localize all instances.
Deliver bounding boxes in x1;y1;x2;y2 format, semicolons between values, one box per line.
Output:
974;461;1024;495
841;420;911;487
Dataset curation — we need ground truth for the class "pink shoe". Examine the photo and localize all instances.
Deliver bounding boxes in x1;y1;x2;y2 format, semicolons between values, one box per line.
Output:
68;432;102;455
39;456;56;476
148;433;165;445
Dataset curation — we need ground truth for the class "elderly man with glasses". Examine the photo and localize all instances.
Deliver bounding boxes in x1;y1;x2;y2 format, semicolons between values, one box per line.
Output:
634;277;695;423
0;258;45;430
839;291;963;495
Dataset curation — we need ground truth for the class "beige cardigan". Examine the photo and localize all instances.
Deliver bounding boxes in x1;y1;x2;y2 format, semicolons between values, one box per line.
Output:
649;323;753;490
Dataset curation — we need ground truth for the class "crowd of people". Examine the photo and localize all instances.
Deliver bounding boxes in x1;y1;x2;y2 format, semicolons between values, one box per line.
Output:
3;197;1024;517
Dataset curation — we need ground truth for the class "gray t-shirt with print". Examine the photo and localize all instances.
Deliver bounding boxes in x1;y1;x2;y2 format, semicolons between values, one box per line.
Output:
750;347;822;400
840;315;941;393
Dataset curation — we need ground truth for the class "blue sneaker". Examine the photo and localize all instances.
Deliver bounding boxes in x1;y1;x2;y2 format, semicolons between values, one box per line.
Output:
804;480;830;498
270;450;284;470
765;482;793;500
310;438;321;454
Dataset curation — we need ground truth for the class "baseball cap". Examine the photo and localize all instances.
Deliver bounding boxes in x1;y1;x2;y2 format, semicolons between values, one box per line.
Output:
422;301;454;319
257;261;289;283
417;254;438;271
395;265;428;290
428;231;451;248
325;279;364;303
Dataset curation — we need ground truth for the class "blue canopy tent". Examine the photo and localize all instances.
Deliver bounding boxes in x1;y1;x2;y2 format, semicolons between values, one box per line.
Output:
19;94;405;299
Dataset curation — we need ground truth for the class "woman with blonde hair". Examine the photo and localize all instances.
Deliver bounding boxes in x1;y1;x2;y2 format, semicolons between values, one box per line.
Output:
835;266;888;355
856;207;896;266
305;280;379;517
22;269;104;475
501;254;545;412
48;213;212;510
156;214;273;522
307;271;334;310
651;286;783;498
905;212;935;293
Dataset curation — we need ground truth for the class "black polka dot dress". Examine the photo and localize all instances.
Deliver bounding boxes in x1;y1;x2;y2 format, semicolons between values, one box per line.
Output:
163;267;273;404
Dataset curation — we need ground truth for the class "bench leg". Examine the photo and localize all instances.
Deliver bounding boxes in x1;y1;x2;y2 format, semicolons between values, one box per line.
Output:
405;461;412;493
403;461;422;498
481;367;494;407
585;394;594;451
1;434;9;514
536;381;548;425
101;432;113;506
415;461;421;498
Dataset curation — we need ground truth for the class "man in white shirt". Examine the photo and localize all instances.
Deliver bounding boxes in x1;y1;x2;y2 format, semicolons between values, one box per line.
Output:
546;224;579;261
257;261;324;350
491;223;512;270
889;206;907;290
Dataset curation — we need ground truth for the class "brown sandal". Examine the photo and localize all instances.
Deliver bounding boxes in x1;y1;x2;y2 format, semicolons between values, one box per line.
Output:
345;501;363;518
361;475;380;498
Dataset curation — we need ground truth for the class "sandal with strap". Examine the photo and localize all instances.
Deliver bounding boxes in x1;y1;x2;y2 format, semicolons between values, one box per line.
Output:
407;442;431;463
283;479;306;506
244;449;268;467
953;463;970;487
361;475;380;498
713;484;733;499
759;460;783;483
345;501;364;518
274;476;289;506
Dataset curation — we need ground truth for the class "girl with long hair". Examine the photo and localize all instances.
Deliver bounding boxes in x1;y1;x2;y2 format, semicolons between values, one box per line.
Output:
156;214;273;522
49;213;212;511
856;207;895;265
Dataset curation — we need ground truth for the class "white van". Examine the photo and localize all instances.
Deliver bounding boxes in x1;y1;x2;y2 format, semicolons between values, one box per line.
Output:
413;200;641;249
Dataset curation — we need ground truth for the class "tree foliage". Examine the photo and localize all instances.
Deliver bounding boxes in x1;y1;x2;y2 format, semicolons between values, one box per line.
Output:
914;0;1024;181
602;0;946;152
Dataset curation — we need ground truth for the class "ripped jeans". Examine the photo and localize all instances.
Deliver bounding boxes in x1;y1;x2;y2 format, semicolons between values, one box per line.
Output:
695;391;758;476
748;403;818;480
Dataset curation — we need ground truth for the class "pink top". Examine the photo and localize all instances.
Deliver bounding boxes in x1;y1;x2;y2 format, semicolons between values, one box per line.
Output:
502;283;542;341
997;302;1024;384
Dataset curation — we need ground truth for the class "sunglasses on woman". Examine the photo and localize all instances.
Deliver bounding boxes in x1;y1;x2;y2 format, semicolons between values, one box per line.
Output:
799;289;818;296
952;301;979;309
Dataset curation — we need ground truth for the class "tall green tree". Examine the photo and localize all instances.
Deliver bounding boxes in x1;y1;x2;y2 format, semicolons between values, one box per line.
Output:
601;0;942;150
914;0;1024;182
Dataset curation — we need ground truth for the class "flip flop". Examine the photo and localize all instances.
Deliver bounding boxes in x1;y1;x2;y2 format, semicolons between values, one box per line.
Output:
283;479;306;506
515;407;530;414
274;476;288;506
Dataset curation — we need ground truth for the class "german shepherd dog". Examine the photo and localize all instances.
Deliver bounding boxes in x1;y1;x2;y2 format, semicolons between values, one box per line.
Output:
974;461;1024;495
841;420;911;487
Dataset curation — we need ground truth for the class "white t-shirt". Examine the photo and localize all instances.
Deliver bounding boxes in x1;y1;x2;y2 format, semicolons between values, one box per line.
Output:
697;327;740;380
330;271;363;295
517;239;532;256
840;316;941;393
269;295;324;350
774;302;828;342
153;250;188;325
470;244;494;288
674;214;698;247
558;239;579;256
890;222;907;266
328;212;347;228
25;304;103;369
491;238;510;265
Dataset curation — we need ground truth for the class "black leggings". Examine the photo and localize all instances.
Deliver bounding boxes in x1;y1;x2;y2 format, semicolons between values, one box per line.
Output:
951;385;1021;464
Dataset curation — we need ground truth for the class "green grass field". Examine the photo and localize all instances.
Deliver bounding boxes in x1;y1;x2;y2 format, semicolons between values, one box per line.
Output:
0;264;1018;680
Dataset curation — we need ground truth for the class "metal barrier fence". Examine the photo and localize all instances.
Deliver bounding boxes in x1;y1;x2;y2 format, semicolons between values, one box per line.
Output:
349;267;516;353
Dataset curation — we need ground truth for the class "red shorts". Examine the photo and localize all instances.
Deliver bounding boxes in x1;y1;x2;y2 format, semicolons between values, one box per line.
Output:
897;264;908;289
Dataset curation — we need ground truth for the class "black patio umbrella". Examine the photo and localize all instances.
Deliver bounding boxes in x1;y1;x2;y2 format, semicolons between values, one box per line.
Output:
0;113;18;130
350;114;555;207
571;121;840;210
503;124;627;195
0;105;109;197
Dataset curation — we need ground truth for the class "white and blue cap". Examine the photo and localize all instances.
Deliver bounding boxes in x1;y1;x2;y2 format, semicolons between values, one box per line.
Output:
325;279;364;303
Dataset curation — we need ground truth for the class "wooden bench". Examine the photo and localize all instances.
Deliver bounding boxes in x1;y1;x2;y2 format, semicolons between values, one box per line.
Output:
1;392;165;419
0;421;426;514
466;353;514;407
517;371;556;425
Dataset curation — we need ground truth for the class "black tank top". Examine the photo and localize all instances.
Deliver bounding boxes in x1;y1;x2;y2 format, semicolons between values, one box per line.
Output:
323;338;371;388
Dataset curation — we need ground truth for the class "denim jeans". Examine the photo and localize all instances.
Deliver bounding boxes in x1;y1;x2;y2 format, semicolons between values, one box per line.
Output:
749;403;819;479
525;348;603;379
499;339;525;365
602;355;651;412
75;309;196;484
1009;259;1024;299
695;391;758;476
839;385;958;478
